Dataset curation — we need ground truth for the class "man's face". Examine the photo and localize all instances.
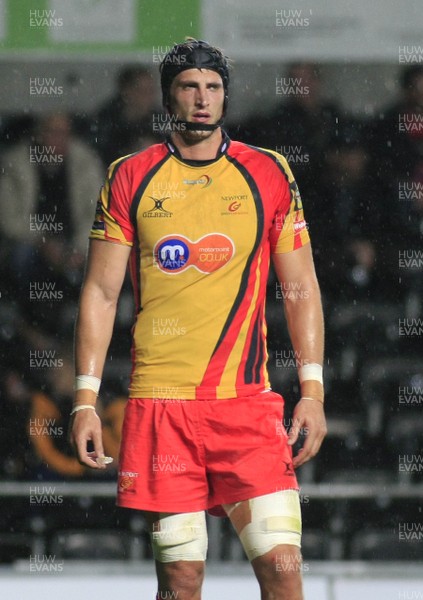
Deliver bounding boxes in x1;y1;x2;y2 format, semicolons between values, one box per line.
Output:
168;68;225;140
38;114;71;157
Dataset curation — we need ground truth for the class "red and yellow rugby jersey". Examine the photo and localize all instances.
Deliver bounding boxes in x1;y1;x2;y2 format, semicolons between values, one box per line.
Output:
90;135;309;400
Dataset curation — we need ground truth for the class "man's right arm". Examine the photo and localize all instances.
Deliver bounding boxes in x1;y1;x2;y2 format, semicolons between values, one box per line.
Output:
70;239;131;469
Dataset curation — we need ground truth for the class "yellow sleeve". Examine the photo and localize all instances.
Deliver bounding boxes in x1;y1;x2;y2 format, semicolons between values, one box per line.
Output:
90;160;134;246
270;153;310;254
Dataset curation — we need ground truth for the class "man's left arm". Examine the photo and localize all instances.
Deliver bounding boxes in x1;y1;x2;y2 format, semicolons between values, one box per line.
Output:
272;243;327;468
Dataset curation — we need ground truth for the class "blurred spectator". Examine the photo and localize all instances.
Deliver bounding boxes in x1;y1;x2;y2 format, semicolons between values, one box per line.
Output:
0;111;103;278
234;62;340;197
370;65;423;244
13;236;86;346
0;367;32;479
27;353;125;480
372;65;423;182
0;112;104;369
92;65;160;165
369;65;423;304
307;119;387;301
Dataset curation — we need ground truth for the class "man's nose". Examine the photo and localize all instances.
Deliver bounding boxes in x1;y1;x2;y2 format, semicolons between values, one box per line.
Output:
195;87;209;106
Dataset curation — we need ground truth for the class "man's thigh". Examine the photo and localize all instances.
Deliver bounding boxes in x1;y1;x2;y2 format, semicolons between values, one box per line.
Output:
222;489;302;562
142;510;208;563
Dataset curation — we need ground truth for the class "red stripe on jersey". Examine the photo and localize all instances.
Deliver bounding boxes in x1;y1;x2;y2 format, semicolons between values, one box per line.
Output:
197;244;263;398
236;259;268;388
293;211;307;250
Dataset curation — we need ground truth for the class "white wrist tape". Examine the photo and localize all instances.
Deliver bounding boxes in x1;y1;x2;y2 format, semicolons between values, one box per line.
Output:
298;363;323;384
70;404;96;416
74;375;101;394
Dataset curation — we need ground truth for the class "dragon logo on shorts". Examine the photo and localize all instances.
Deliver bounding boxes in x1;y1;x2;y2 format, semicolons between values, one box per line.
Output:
154;234;234;275
118;471;139;493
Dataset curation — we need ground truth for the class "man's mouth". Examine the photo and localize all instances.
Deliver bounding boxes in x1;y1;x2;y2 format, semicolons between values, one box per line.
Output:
191;112;211;122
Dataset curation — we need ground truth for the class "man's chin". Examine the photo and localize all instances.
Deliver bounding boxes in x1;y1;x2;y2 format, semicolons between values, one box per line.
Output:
178;126;216;143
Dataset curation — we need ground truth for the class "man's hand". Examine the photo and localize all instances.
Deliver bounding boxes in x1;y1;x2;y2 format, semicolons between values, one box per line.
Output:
288;398;327;468
70;409;106;469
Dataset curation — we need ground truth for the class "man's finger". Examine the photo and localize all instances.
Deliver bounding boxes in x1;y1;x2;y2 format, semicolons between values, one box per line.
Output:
293;425;326;467
293;439;314;467
287;415;304;446
76;436;101;468
92;427;106;468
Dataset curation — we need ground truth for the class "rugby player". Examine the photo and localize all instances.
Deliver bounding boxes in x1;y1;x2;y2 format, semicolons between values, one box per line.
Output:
71;38;326;600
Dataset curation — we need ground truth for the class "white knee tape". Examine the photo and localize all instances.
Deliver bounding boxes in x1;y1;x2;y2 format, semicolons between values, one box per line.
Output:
150;511;208;563
238;490;302;561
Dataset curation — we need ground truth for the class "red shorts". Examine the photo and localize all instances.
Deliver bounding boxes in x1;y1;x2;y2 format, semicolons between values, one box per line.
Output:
117;391;298;516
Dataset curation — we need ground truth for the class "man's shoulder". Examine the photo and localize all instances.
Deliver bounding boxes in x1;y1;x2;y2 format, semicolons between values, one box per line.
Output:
107;142;168;177
228;139;291;173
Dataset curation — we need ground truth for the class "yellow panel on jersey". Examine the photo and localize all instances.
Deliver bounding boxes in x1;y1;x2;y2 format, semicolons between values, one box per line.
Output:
90;135;310;400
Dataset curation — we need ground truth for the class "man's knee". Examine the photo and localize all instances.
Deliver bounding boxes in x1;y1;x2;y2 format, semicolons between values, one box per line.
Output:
156;559;205;593
252;545;304;600
253;544;303;576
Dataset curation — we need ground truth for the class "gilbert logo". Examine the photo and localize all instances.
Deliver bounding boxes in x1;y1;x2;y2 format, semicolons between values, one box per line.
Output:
143;197;172;218
183;174;212;188
154;233;234;275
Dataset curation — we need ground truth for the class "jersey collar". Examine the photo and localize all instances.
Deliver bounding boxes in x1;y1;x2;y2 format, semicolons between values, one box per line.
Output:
165;130;231;166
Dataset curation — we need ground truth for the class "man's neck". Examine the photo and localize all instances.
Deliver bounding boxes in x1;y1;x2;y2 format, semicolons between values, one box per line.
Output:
170;128;223;161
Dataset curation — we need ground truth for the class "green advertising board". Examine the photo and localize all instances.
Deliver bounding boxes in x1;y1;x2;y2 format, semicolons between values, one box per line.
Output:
0;0;200;54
